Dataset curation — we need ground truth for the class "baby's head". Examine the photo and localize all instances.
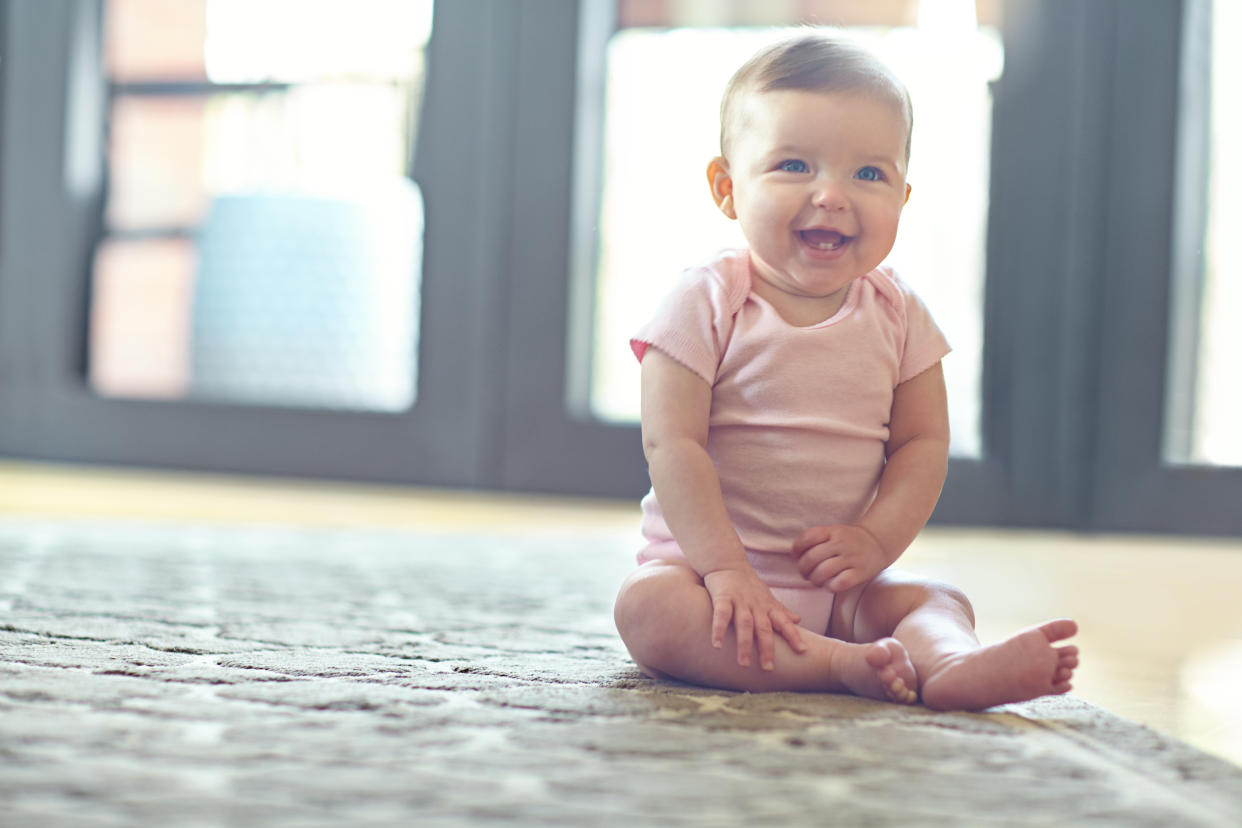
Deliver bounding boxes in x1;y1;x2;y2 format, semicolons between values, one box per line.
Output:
719;33;913;164
708;34;915;321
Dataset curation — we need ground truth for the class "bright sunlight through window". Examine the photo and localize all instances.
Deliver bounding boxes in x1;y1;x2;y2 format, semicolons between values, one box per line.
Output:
586;2;1002;460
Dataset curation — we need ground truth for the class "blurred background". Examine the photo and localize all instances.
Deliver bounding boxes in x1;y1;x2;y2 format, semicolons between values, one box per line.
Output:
2;0;1238;527
1;0;1240;764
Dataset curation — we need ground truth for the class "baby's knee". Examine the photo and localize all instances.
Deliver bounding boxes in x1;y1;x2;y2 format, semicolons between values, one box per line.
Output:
871;571;975;621
917;577;975;623
613;570;652;636
613;562;697;659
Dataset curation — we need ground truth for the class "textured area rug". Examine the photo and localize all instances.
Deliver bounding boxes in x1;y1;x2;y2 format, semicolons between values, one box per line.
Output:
1;519;1241;827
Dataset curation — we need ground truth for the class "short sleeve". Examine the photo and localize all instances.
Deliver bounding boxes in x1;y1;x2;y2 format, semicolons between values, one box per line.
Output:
895;278;951;384
630;256;745;385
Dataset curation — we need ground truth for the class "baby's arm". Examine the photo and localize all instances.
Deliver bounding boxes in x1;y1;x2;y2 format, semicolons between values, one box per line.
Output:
796;361;950;592
641;348;807;670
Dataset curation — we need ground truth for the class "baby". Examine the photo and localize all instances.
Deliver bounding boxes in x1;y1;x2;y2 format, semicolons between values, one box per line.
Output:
613;33;1079;710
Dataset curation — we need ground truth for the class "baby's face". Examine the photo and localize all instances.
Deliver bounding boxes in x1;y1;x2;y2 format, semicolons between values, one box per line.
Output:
714;89;910;318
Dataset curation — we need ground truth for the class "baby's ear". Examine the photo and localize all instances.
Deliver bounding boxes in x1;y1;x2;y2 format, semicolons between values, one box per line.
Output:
706;157;736;219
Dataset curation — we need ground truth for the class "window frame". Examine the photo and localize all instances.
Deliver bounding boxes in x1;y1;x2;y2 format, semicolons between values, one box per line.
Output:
1088;0;1242;534
494;0;649;495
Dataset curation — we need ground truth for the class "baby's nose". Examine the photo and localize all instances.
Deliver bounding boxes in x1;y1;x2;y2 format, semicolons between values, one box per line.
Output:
811;181;849;210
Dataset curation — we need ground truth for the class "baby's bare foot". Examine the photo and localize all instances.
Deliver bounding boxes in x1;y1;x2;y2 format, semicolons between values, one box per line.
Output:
832;637;918;704
920;619;1079;711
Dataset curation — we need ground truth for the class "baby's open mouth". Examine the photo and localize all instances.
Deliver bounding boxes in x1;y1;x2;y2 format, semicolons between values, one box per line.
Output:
799;229;850;250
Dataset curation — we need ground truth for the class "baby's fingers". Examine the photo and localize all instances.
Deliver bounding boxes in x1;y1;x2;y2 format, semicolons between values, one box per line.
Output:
792;525;834;557
773;612;807;654
795;546;827;579
734;608;755;667
710;597;734;649
754;615;778;671
827;569;866;593
806;556;848;588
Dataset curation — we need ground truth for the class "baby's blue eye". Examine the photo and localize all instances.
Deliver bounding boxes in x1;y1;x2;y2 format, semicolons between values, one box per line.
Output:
856;166;884;182
778;159;809;173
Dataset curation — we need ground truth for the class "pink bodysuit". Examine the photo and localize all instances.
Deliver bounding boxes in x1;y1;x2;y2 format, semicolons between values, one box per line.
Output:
631;248;950;636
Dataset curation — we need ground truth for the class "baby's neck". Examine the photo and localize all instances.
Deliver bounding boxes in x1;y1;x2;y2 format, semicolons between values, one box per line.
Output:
749;275;853;327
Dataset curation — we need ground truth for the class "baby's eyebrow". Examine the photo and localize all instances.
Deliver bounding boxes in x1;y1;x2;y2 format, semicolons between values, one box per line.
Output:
858;156;902;168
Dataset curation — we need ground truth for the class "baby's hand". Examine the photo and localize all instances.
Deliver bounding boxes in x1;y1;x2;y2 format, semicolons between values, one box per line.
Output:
701;567;806;670
793;525;890;593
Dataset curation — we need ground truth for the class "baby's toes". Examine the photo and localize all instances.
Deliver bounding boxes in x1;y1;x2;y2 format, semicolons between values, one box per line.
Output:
873;643;917;704
879;669;914;703
892;680;917;704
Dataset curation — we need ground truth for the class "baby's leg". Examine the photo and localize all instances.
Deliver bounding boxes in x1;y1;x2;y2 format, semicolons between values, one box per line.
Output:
614;561;916;702
841;571;1079;711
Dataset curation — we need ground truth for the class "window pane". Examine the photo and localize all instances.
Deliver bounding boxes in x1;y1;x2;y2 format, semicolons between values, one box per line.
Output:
88;0;431;412
583;1;1001;459
104;0;209;80
1166;0;1241;467
90;239;196;399
107;96;208;228
1191;0;1241;465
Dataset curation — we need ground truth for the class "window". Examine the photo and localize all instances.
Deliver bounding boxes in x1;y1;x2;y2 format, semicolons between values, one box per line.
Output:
582;3;1003;460
90;0;431;412
1166;0;1242;467
0;0;509;487
1089;0;1242;533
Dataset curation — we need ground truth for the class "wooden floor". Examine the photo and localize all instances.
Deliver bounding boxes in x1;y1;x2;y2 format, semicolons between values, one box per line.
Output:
3;460;1241;768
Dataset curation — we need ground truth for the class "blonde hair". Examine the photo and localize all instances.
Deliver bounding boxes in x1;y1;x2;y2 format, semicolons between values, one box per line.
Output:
719;33;914;161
